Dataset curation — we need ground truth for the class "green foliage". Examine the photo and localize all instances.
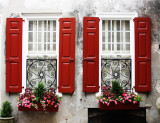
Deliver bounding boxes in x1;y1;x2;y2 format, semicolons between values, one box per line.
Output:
33;82;46;102
111;81;123;97
0;101;13;117
134;95;142;102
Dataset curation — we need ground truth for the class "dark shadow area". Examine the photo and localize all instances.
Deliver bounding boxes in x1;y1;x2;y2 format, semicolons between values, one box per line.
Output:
88;108;146;123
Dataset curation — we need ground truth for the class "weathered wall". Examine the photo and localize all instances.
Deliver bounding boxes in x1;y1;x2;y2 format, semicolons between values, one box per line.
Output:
0;0;160;123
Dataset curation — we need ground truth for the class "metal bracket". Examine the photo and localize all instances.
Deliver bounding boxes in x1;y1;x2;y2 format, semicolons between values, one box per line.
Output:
9;90;11;96
71;91;74;97
85;91;87;97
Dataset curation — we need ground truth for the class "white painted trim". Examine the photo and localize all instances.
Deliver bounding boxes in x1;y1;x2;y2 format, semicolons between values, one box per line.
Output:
96;13;138;96
22;14;62;97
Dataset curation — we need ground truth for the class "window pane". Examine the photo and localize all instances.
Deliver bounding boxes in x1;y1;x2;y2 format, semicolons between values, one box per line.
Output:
102;32;105;42
53;21;56;31
117;32;120;42
117;20;120;31
53;32;56;42
53;44;56;51
126;44;130;51
29;21;37;31
125;21;130;31
28;44;33;52
125;32;130;42
28;32;33;42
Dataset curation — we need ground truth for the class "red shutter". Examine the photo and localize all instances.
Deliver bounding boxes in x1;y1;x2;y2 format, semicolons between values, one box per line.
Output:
134;17;151;92
6;18;23;93
58;18;75;93
83;17;99;92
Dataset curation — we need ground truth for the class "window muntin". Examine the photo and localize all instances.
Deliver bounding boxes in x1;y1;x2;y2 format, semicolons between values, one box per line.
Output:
28;20;56;54
101;19;132;90
102;20;130;55
26;19;58;89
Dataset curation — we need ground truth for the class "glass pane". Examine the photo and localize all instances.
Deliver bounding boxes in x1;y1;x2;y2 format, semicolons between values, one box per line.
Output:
53;44;56;51
38;44;42;51
112;32;114;42
102;32;105;42
102;44;105;51
53;32;56;42
108;32;111;42
28;44;33;51
108;20;111;31
44;32;46;42
102;20;105;31
117;44;120;51
108;44;111;51
126;44;130;51
38;32;42;42
38;21;43;31
28;32;33;42
48;21;50;31
121;20;125;31
117;32;120;42
112;20;114;31
48;32;50;42
125;21;130;31
112;44;114;51
53;21;56;31
121;32;123;42
125;32;130;42
47;44;50;51
44;21;47;31
29;21;37;31
117;20;120;31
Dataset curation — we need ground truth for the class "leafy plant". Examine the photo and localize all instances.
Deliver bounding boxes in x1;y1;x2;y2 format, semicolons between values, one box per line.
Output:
0;101;13;117
33;82;46;102
111;80;123;97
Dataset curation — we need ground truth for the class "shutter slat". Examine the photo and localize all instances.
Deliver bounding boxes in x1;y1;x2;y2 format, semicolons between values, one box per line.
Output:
58;18;75;93
6;18;23;93
134;17;151;92
83;17;99;92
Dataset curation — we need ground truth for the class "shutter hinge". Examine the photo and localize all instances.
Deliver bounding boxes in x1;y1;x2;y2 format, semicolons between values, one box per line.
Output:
22;86;24;89
23;20;25;22
85;91;87;97
99;19;100;22
9;90;11;96
71;91;74;97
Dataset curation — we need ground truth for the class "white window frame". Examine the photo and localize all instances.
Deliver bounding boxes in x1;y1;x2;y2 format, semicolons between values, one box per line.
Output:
96;13;138;96
22;13;62;96
0;15;2;106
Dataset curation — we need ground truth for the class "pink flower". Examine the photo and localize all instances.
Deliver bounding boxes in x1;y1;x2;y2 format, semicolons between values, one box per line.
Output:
115;101;117;105
128;99;132;102
107;103;110;106
133;101;137;104
97;100;99;103
103;98;106;100
44;97;46;100
122;100;125;103
55;105;57;107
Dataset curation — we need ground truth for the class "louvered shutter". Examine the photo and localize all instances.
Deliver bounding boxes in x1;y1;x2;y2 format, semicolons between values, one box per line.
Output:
83;17;99;92
6;18;23;93
134;17;151;92
58;18;75;93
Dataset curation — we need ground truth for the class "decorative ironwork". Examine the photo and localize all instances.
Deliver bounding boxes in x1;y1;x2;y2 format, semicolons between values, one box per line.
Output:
27;59;57;89
101;59;131;90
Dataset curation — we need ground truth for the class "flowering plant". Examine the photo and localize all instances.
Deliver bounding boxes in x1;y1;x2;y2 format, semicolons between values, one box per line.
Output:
98;81;142;106
17;83;61;111
40;88;61;110
17;88;38;109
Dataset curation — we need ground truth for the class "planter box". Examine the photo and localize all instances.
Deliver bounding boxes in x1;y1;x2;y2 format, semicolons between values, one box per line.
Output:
0;117;14;123
99;102;139;110
18;103;58;112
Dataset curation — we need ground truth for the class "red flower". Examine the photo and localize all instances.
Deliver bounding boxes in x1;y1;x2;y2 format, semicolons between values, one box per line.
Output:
51;102;54;105
122;93;126;97
47;100;51;104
